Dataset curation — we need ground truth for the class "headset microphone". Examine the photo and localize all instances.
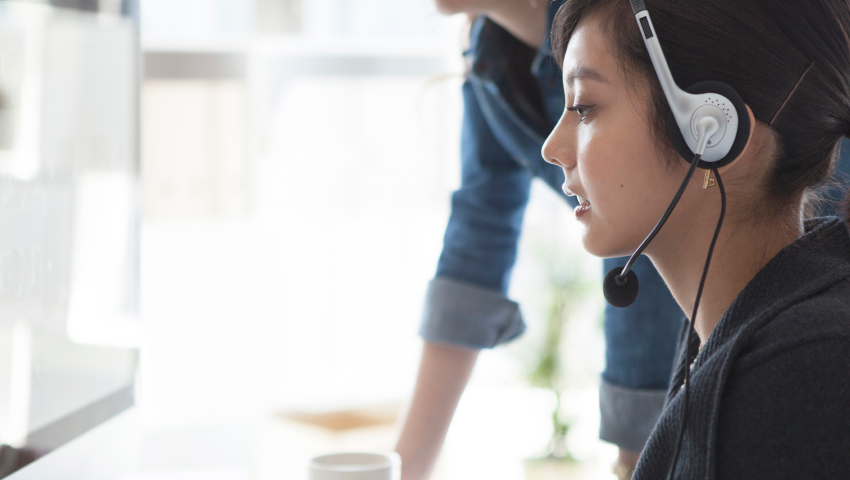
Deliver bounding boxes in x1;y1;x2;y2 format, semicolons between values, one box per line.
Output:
602;1;748;309
602;116;718;308
603;267;639;309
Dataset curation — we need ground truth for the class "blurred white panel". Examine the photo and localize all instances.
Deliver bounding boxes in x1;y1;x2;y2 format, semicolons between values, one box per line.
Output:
255;0;301;34
302;0;445;39
67;172;141;347
0;321;32;446
44;11;136;173
142;80;249;219
140;0;252;45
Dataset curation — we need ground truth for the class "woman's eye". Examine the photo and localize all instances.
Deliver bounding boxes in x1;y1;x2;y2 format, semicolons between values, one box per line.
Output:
567;104;595;123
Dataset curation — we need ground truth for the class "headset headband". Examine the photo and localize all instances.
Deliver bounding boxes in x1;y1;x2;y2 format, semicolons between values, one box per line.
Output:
627;0;749;167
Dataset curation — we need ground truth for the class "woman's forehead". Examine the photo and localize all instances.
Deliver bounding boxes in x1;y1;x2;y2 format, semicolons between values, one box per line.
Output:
562;16;620;89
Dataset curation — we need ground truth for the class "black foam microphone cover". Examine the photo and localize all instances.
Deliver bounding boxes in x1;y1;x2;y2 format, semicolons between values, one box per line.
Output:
603;267;640;308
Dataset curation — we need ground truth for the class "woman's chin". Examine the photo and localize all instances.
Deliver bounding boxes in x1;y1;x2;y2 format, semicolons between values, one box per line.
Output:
581;231;637;259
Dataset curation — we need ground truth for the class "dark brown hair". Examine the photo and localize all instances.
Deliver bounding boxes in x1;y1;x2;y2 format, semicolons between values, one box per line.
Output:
552;0;850;224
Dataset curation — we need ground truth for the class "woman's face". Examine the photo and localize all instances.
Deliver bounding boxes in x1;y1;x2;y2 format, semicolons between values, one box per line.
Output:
542;15;689;258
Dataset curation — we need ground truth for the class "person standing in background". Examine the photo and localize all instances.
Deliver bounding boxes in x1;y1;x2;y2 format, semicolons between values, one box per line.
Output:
394;1;850;479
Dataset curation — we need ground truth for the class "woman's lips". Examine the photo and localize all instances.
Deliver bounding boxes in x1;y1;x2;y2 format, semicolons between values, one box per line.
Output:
575;195;590;218
562;184;590;218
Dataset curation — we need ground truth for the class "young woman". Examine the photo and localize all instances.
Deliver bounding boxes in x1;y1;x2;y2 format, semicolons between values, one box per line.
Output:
542;0;850;478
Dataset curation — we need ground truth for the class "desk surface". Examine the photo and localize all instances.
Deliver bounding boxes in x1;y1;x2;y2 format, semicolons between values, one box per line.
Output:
127;385;618;480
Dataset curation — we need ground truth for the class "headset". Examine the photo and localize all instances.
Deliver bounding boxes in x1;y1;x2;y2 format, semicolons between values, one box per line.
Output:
600;2;751;478
602;0;750;308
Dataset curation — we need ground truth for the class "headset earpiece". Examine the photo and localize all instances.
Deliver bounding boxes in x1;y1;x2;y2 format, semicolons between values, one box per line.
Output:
667;81;751;169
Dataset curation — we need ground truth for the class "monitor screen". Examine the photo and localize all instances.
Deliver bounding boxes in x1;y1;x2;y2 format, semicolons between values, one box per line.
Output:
0;0;139;477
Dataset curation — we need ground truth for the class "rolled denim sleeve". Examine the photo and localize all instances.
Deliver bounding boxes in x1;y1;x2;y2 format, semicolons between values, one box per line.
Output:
599;380;668;453
419;277;525;349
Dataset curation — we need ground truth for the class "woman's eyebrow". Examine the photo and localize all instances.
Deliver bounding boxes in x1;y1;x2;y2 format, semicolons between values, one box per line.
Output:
565;66;610;88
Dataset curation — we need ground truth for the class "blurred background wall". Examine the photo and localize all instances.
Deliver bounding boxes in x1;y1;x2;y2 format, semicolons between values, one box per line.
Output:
135;1;609;478
139;0;466;423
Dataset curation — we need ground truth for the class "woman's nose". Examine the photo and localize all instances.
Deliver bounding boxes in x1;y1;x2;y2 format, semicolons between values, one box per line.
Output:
541;117;576;169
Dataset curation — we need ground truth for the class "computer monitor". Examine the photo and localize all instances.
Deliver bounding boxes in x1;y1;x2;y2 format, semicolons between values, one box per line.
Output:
0;0;140;477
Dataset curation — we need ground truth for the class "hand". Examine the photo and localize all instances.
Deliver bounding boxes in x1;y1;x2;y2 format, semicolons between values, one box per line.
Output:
612;448;640;480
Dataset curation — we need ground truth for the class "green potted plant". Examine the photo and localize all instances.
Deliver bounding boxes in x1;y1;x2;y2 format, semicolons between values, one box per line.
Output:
523;246;594;479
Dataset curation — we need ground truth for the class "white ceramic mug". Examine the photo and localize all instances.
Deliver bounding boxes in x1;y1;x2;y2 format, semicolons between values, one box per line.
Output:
308;452;401;480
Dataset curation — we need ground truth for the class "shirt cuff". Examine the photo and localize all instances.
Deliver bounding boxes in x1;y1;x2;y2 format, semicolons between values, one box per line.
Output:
418;277;526;349
599;378;667;453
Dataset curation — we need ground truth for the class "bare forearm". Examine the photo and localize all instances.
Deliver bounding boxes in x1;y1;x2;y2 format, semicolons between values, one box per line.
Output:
487;4;547;49
395;341;479;480
434;0;547;49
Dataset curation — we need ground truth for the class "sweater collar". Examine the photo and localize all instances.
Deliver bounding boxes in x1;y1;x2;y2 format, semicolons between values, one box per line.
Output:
695;217;850;366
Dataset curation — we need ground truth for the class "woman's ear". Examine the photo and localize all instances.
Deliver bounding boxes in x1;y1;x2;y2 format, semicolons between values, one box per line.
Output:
718;105;761;175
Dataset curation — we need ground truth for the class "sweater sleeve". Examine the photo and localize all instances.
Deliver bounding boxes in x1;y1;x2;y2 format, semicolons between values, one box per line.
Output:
714;338;850;480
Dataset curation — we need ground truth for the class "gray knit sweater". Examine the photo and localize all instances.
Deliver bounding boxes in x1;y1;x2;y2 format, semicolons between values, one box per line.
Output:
633;217;850;480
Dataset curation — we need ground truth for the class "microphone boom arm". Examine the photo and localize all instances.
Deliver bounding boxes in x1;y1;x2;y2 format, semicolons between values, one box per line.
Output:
616;117;718;283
